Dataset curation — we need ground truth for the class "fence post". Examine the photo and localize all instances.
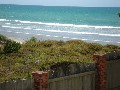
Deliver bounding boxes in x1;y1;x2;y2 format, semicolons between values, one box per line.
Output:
93;54;107;90
32;71;49;90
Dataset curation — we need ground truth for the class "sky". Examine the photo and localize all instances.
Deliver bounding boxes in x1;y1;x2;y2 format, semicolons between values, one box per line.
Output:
0;0;120;7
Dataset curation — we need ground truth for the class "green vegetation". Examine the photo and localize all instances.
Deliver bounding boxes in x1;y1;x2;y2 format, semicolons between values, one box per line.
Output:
118;13;120;17
0;34;21;54
28;36;37;42
0;34;7;42
3;40;21;53
0;35;120;82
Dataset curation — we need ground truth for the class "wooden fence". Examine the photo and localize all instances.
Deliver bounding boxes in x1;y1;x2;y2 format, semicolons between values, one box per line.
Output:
107;61;120;90
0;71;95;90
1;51;120;90
49;62;95;79
49;71;95;90
106;51;120;90
0;78;33;90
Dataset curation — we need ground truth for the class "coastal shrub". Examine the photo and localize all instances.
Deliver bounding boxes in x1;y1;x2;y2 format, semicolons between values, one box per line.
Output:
0;34;8;44
0;45;1;49
56;40;65;46
42;41;53;47
0;45;4;54
28;37;37;42
88;43;103;53
105;44;120;50
3;40;21;53
102;44;120;52
0;35;120;82
118;12;120;17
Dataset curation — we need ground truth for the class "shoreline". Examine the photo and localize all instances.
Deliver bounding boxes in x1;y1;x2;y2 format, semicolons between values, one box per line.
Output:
1;33;120;46
8;37;24;44
8;36;120;46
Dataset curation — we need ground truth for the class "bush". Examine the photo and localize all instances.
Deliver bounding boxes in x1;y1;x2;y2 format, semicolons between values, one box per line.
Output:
29;37;37;42
3;40;21;53
0;34;8;44
118;12;120;17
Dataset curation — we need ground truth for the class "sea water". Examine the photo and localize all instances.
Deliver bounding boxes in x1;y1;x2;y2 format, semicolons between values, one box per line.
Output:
0;4;120;45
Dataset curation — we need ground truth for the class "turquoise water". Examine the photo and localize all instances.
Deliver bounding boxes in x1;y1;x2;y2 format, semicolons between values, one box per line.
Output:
0;4;120;45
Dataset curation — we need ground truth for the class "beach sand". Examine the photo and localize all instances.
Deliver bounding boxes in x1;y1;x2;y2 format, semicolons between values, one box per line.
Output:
8;37;25;44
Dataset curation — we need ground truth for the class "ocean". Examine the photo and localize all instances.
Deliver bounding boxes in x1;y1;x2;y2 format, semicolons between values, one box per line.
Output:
0;4;120;45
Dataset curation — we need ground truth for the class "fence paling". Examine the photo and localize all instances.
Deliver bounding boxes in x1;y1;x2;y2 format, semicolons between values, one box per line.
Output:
49;71;95;90
0;79;33;90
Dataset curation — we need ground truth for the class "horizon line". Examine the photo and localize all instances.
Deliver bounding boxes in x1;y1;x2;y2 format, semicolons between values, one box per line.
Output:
0;4;120;8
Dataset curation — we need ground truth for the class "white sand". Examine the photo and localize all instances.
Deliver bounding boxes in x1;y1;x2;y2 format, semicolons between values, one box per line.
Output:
8;37;25;44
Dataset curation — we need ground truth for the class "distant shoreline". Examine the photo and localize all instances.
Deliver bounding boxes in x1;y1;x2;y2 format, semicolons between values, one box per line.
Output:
0;4;120;8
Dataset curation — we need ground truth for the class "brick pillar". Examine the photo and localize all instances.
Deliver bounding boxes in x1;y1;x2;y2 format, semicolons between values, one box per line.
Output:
93;54;107;90
32;71;48;90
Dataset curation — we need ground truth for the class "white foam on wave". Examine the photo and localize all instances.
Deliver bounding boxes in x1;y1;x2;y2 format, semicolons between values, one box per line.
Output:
25;33;30;34
45;30;68;33
2;25;11;28
71;32;98;35
71;38;78;40
17;24;22;25
15;32;22;34
32;28;120;37
7;30;12;32
24;27;31;30
2;24;120;38
95;26;120;29
17;20;120;29
46;35;51;37
37;34;43;35
2;25;22;29
33;28;120;38
19;21;90;28
5;23;11;25
117;42;120;43
99;34;120;37
34;29;120;37
104;41;112;43
1;19;120;30
81;39;88;41
9;26;22;29
53;36;60;37
0;19;9;21
19;21;31;23
19;21;40;24
34;29;43;31
14;20;20;22
93;40;101;42
63;37;69;39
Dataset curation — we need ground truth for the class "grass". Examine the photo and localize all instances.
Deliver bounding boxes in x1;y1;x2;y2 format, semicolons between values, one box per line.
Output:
0;35;120;82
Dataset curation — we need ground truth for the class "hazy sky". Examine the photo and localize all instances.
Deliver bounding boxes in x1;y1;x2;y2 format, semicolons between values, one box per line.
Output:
0;0;120;7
